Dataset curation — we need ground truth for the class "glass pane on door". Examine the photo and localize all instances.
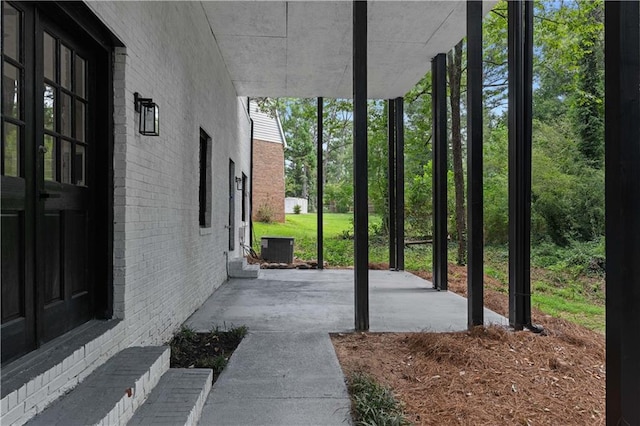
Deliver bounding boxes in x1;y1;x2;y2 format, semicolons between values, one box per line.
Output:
75;145;85;186
2;4;20;61
61;141;71;184
75;100;85;141
60;44;72;90
2;63;20;118
43;84;55;131
75;56;85;99
3;123;20;177
43;33;56;81
60;93;71;137
44;135;56;181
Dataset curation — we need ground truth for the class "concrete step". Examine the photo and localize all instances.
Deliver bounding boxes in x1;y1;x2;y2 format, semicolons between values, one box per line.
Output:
1;319;124;426
25;346;170;426
127;369;212;426
228;258;259;279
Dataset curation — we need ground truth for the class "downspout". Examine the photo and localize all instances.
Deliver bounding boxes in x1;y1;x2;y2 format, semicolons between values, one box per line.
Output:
248;97;254;246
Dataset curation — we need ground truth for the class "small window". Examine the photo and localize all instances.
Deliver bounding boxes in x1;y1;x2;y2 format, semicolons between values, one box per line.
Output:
228;159;235;250
199;129;212;228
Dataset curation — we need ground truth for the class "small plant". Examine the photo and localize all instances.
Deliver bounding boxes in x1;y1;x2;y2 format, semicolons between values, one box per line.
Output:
174;325;197;343
255;203;275;223
293;204;302;214
201;355;228;375
347;372;410;426
227;325;248;342
339;228;354;240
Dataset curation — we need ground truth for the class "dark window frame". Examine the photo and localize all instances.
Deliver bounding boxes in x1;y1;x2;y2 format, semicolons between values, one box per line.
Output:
228;159;235;250
199;129;212;228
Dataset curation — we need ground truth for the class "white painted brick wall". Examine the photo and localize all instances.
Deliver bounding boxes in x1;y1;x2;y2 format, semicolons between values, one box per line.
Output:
83;2;252;346
2;4;252;423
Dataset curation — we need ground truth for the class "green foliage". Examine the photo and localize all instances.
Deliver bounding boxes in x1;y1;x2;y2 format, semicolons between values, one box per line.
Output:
200;355;228;374
367;100;391;221
253;213;353;263
279;98;317;200
531;239;605;276
484;244;605;331
482;117;604;246
572;1;604;167
483;121;509;243
175;325;197;341
260;0;607;331
224;324;249;342
278;98;355;211
169;324;247;377
325;183;353;213
255;203;275;223
347;372;410;426
293;204;302;215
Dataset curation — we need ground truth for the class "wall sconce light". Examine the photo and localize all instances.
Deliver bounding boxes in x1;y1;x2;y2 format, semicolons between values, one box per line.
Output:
134;92;159;136
235;176;243;191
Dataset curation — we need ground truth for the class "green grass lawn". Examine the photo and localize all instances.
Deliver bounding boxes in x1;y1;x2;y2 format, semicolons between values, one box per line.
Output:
252;213;431;268
253;213;352;264
252;214;604;332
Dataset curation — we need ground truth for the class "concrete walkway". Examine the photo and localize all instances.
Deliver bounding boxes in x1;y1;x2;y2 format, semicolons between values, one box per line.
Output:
187;269;507;425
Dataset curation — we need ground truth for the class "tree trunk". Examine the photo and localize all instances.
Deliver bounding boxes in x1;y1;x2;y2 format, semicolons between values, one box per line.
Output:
448;41;466;266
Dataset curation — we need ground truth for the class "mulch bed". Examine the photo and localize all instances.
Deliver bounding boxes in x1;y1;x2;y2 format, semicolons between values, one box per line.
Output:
331;263;606;425
170;329;244;383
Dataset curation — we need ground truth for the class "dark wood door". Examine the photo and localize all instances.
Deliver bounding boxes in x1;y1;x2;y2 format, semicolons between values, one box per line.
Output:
1;2;109;363
37;18;96;342
2;1;37;363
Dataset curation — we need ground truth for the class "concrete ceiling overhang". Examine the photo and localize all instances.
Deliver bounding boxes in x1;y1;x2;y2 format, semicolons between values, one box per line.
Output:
202;1;493;99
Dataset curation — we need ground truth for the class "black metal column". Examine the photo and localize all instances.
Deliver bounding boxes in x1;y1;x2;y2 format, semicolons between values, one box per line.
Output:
432;53;448;291
388;99;397;270
507;0;533;330
394;97;405;271
353;0;369;331
605;2;640;423
467;0;484;328
317;97;324;269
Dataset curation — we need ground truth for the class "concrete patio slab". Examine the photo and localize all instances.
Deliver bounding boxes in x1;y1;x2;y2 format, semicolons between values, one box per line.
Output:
186;269;507;333
191;270;507;425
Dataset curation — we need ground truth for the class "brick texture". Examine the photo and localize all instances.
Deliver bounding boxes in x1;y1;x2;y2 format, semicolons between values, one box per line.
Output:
252;139;285;223
84;1;251;347
2;3;253;422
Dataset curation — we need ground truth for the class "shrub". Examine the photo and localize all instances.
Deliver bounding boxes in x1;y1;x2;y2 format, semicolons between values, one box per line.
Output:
348;372;410;426
293;204;302;214
255;203;275;223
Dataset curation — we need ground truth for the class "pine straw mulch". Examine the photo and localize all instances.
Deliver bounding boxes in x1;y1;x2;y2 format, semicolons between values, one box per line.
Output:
331;264;605;425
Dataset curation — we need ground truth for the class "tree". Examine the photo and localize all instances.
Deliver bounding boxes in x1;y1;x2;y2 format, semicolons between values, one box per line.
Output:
448;40;466;266
278;99;316;203
572;1;604;167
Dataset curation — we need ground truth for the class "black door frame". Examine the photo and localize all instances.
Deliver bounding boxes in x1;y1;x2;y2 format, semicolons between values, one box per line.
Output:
1;1;117;364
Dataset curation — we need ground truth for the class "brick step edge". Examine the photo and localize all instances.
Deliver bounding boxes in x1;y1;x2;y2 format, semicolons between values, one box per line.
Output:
127;369;213;425
24;346;170;426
